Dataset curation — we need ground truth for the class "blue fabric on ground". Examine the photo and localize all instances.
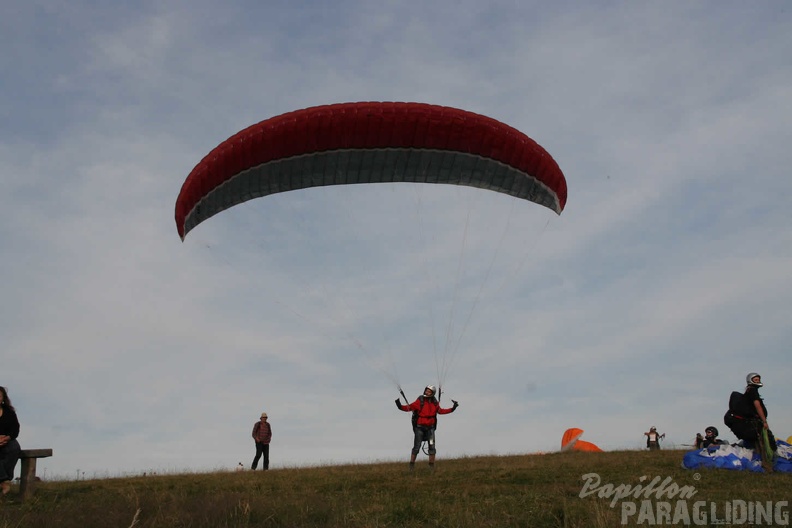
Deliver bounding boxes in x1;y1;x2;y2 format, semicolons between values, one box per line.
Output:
682;440;792;473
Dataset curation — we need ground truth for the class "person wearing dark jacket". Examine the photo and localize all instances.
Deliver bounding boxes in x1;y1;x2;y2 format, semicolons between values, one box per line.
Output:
395;385;458;470
644;427;665;450
251;412;272;470
702;426;727;448
724;372;776;451
0;386;21;495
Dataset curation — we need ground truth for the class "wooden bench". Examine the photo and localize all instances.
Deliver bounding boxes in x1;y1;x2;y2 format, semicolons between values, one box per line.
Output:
19;449;53;500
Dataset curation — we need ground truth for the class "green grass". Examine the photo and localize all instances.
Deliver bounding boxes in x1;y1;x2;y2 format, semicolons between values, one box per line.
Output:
0;450;788;527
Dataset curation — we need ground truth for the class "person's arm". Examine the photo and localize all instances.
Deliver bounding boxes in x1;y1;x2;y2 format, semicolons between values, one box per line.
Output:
753;400;769;429
0;409;19;445
396;399;418;412
438;400;459;414
252;422;260;439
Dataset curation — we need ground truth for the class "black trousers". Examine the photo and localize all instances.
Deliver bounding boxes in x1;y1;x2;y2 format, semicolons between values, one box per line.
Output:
0;439;20;481
252;442;270;470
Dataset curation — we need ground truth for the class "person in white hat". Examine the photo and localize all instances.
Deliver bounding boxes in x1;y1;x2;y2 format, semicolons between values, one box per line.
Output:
644;426;665;450
251;412;272;470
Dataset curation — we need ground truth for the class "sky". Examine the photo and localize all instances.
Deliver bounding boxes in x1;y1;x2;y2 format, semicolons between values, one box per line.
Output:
2;1;791;480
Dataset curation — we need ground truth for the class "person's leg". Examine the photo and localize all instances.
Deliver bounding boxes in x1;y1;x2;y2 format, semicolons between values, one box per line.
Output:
427;429;436;468
410;428;424;469
263;444;270;470
0;439;21;494
252;442;263;470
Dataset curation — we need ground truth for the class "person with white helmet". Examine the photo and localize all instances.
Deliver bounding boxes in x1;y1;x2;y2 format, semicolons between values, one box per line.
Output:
395;385;458;470
723;372;776;452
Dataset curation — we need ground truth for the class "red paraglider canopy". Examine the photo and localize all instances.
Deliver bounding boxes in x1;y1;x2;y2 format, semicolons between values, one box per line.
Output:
175;101;567;240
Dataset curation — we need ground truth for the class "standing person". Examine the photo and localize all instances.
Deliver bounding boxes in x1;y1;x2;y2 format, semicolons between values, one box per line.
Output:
644;426;665;450
251;412;272;470
724;372;777;451
0;386;21;495
395;385;458;470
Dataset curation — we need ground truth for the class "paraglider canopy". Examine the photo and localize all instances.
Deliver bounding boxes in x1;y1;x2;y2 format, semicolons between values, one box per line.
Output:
175;101;567;240
561;428;603;452
173;101;569;396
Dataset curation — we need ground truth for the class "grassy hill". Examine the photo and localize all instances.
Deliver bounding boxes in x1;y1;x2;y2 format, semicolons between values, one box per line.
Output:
0;450;788;527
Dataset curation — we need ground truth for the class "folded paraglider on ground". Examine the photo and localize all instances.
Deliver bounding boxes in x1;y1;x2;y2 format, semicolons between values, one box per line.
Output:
682;440;792;473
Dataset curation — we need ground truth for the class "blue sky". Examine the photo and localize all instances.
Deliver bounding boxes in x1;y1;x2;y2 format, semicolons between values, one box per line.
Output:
2;1;791;479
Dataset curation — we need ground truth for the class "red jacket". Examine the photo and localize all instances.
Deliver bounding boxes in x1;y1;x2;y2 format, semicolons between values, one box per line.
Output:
399;397;454;428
